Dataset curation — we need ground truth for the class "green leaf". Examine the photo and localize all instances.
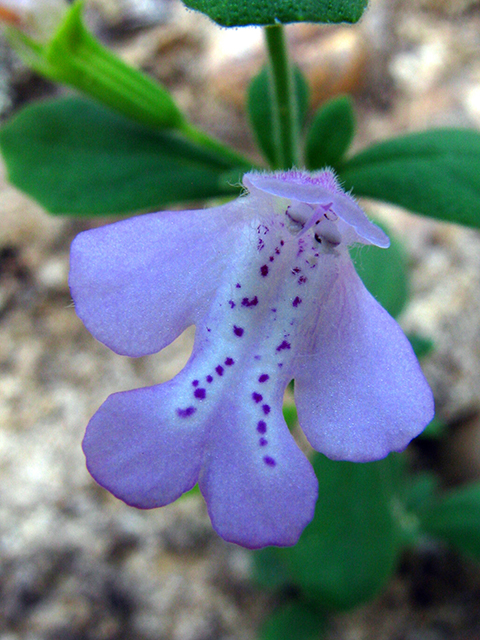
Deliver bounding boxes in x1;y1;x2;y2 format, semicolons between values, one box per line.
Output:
418;416;447;440
248;65;309;168
305;95;356;170
420;483;480;562
0;97;240;216
182;0;368;26
338;129;480;229
260;601;327;640
257;455;402;611
350;221;409;319
408;334;434;359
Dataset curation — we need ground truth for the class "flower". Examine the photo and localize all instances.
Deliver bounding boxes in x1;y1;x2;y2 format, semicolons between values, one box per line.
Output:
70;170;434;549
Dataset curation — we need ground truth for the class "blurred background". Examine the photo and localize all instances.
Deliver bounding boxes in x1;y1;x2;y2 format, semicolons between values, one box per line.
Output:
1;0;480;637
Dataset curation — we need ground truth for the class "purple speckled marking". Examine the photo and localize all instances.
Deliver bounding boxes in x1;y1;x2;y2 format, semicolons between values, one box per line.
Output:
236;283;241;289
257;238;265;251
278;363;283;368
206;375;213;383
192;380;199;387
298;275;307;285
280;240;285;246
254;355;262;360
216;365;224;376
233;325;244;337
264;456;276;467
275;247;280;255
228;300;235;309
242;296;258;308
177;406;196;418
269;256;274;262
262;404;271;415
260;265;269;277
271;308;277;313
259;438;268;447
194;388;206;400
252;392;263;403
293;296;302;307
225;357;235;366
257;420;267;434
292;267;301;274
259;374;269;383
276;340;291;352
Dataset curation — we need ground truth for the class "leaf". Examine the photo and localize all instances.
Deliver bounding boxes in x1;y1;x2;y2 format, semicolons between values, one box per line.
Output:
338;129;480;228
350;221;409;319
408;334;434;359
256;455;402;611
0;97;240;216
248;65;309;168
305;95;356;170
260;601;327;640
181;0;368;27
419;483;480;562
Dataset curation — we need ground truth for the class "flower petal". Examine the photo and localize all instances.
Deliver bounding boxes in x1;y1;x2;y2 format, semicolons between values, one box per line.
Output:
244;170;389;248
293;259;434;462
199;396;318;549
70;204;243;357
82;384;206;508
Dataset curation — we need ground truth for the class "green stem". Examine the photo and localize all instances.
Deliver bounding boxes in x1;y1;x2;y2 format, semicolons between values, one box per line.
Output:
264;24;300;169
178;121;255;170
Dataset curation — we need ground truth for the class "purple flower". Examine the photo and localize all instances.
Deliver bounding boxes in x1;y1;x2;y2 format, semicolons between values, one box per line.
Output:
70;170;434;549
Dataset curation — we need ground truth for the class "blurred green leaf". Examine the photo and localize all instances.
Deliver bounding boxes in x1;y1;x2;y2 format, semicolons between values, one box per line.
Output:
420;483;480;562
256;455;402;611
339;129;480;228
260;601;327;640
0;97;239;215
248;65;309;168
408;334;434;359
182;0;368;27
418;416;447;440
305;95;356;170
351;222;408;319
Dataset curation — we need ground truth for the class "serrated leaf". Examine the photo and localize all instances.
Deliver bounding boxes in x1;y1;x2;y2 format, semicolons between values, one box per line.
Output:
350;221;408;319
182;0;368;27
305;95;356;170
420;483;480;562
338;129;480;228
0;97;240;216
248;65;309;168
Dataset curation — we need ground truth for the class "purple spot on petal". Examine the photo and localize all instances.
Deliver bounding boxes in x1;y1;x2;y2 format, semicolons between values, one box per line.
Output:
259;374;269;383
177;406;196;418
192;380;199;387
233;325;244;337
194;388;206;400
254;355;262;361
278;363;283;368
280;240;285;246
216;365;224;376
260;265;269;277
271;308;277;313
275;247;280;255
292;267;301;274
259;438;268;447
293;296;302;307
276;340;291;352
206;375;213;383
262;404;271;415
264;456;276;467
225;357;235;366
236;283;241;289
228;300;236;309
252;392;263;403
298;275;307;285
257;420;267;434
241;296;258;308
257;238;265;251
269;256;274;262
